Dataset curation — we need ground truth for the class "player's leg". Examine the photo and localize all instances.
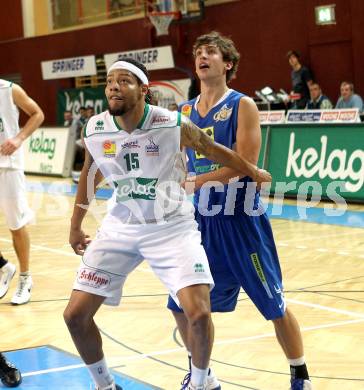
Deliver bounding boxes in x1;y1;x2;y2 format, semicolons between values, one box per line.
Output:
9;226;30;273
65;226;140;390
142;218;215;389
64;290;106;363
177;284;214;369
227;213;311;389
0;170;34;304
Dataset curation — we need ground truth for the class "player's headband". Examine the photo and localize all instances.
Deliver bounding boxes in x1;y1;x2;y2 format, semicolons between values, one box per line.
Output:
107;61;149;85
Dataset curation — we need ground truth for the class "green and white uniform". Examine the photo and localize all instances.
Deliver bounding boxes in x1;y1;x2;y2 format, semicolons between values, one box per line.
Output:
74;105;213;306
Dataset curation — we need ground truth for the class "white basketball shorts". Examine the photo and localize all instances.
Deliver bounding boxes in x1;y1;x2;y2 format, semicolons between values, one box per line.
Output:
0;169;34;230
73;217;214;306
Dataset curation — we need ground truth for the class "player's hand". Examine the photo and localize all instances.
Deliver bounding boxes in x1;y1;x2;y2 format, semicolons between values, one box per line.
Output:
254;168;272;190
181;176;197;195
0;137;22;156
69;227;91;255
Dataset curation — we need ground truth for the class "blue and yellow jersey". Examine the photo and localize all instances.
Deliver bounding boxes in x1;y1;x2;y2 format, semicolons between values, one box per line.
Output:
180;89;259;216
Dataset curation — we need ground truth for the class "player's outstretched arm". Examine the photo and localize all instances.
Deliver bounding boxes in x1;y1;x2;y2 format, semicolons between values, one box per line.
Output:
180;115;271;185
69;137;102;255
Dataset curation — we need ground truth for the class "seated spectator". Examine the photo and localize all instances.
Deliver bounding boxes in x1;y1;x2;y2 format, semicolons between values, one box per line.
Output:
335;81;363;113
86;105;95;120
76;106;87;135
306;83;333;109
287;50;313;109
63;110;74;127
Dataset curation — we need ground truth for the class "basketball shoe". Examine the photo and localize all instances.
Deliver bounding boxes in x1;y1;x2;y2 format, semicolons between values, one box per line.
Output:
11;275;32;305
0;262;16;299
94;382;122;390
0;353;22;387
180;369;221;390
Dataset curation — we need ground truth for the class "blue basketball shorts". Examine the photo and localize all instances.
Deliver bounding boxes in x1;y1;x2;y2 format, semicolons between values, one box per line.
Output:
167;212;286;320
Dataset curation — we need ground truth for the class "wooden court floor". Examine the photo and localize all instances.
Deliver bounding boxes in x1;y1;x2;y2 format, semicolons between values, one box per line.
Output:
1;176;363;389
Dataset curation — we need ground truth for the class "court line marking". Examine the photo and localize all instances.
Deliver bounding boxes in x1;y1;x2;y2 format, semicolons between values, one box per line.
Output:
20;317;364;378
0;238;153;273
1;236;362;267
276;229;362;244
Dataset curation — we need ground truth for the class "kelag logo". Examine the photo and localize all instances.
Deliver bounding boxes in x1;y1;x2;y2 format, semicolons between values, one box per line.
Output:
114;177;158;202
29;131;57;160
286;132;364;192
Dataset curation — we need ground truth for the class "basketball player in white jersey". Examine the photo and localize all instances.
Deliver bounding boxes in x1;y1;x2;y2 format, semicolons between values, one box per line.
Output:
0;80;44;305
63;59;271;390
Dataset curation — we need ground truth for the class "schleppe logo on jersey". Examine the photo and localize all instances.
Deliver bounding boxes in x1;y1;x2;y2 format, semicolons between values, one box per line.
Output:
114;177;158;201
77;268;111;289
213;104;233;122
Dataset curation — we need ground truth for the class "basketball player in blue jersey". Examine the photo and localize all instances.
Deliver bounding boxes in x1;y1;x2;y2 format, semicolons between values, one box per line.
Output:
167;32;312;390
64;58;271;390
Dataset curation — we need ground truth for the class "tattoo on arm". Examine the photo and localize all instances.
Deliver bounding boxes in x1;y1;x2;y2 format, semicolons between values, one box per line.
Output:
180;116;215;156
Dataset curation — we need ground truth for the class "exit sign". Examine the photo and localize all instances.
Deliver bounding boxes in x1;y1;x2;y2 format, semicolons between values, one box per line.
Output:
315;4;336;25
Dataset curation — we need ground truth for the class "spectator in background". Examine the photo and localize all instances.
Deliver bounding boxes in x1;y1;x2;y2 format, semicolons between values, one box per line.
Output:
86;105;95;119
76;106;87;134
335;81;363;113
72;106;88;182
306;83;332;109
287;50;313;109
63;110;74;126
167;102;178;111
149;90;159;106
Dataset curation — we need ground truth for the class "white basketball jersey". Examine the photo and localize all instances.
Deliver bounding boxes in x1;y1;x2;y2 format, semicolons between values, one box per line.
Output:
84;105;194;225
0;79;23;169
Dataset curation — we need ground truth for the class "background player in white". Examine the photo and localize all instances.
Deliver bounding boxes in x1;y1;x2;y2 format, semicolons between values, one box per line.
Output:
0;80;44;305
63;59;271;390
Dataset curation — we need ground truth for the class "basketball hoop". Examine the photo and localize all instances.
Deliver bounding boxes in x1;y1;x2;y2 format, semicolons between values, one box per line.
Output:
148;11;178;36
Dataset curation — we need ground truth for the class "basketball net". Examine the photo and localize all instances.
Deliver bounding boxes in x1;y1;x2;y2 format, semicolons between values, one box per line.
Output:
148;11;175;36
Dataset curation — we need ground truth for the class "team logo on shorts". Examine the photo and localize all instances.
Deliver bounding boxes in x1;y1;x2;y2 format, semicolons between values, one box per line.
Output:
213;104;232;122
103;140;116;158
0;118;4;132
181;104;192;118
194;263;205;273
77;268;111;289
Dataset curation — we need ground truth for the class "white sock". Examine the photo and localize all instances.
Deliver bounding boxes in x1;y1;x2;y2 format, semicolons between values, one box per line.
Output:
288;356;305;366
86;357;114;388
191;361;208;387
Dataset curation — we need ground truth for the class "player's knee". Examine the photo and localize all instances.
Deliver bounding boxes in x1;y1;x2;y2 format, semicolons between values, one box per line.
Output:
63;306;89;333
9;226;26;237
186;306;211;329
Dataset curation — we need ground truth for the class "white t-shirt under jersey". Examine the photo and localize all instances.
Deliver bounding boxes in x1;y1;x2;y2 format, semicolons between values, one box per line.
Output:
0;79;23;169
84;104;194;226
